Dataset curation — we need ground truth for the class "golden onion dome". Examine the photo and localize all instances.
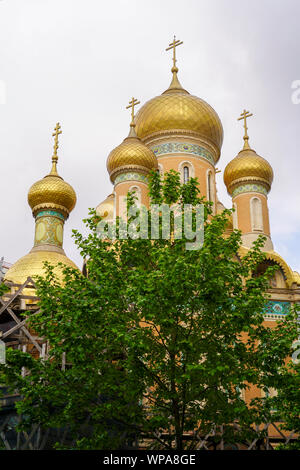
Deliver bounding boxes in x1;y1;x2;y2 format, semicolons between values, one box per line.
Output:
134;70;223;161
107;125;158;182
4;123;79;290
4;250;78;286
28;168;76;218
28;122;76;218
96;193;115;220
224;147;273;195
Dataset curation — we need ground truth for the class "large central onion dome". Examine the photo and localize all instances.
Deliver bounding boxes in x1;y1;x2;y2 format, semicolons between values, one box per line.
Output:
134;68;223;161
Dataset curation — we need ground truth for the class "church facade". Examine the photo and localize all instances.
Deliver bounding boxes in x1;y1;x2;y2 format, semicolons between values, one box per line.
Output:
96;38;300;325
3;37;300;409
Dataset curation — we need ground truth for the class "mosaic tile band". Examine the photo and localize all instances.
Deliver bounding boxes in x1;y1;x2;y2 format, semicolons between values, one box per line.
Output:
36;210;65;221
151;142;214;164
263;300;291;320
114;172;149;185
232;184;268;198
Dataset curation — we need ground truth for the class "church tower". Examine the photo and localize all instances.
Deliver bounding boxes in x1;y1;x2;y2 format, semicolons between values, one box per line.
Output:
97;37;225;219
224;111;274;250
134;37;223;213
97;98;157;220
4;123;78;285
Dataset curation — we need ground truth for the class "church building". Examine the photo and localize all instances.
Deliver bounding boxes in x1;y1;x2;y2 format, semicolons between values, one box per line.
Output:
1;37;299;449
4;37;300;336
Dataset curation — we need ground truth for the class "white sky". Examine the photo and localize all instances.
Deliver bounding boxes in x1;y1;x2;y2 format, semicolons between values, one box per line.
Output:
0;0;300;271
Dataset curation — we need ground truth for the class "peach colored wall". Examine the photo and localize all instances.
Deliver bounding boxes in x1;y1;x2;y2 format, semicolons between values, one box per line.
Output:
233;192;270;236
157;154;216;207
115;180;150;217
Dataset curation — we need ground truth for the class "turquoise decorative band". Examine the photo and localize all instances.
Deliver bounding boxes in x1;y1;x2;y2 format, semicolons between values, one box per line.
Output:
263;301;290;320
232;184;268;198
114;172;149;185
151;142;214;164
36;210;65;221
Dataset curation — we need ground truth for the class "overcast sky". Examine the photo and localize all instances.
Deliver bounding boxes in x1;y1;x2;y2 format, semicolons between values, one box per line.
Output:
0;0;300;272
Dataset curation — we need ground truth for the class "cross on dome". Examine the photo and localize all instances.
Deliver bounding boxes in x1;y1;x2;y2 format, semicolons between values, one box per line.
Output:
238;109;253;150
166;35;183;72
126;97;140;126
50;122;62;175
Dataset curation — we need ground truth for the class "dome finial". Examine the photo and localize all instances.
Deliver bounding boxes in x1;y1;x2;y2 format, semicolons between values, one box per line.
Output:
50;122;62;175
126;97;140;137
238;109;253;150
164;36;185;93
166;35;183;73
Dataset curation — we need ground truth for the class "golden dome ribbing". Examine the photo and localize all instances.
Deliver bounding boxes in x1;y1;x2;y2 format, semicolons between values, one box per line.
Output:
224;148;273;195
224;111;273;195
28;174;77;218
96;193;115;220
4;251;78;285
107;113;158;182
4;123;79;286
134;71;223;161
28;123;76;218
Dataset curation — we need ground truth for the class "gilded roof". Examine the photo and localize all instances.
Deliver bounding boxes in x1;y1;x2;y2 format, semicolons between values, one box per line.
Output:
238;246;300;288
4;250;78;286
107;133;158;177
28;174;77;216
134;75;223;159
224;148;273;194
96;193;115;220
27;124;77;217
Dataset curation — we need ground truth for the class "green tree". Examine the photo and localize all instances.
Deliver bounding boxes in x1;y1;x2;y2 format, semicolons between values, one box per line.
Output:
270;360;300;449
0;170;299;450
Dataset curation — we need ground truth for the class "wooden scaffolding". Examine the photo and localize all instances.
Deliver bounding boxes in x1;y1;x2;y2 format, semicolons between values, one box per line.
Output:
0;278;297;450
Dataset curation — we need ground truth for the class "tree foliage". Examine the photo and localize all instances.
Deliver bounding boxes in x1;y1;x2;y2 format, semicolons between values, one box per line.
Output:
0;171;299;450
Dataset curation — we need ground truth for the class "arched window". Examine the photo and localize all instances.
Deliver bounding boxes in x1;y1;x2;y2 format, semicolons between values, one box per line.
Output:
183;166;189;184
129;186;141;206
207;171;213;201
251;197;263;231
179;161;194;184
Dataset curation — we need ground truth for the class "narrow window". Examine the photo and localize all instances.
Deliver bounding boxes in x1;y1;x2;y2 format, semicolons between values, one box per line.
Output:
183;166;189;184
130;186;141;206
251;197;263;231
232;202;238;229
207;172;212;201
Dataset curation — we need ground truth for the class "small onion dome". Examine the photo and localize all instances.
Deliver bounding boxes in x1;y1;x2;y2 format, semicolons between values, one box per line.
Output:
4;250;78;286
107;125;158;183
96;193;115;220
134;69;223;162
28;162;77;218
224;147;273;196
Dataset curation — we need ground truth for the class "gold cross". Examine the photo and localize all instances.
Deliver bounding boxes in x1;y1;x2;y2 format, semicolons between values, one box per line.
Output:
126;97;140;125
52;122;62;159
166;35;183;70
238;109;253;149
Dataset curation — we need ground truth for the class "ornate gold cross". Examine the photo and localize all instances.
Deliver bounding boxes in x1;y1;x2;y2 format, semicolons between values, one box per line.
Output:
238;109;253;149
52;122;62;159
166;36;183;69
126;97;140;125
